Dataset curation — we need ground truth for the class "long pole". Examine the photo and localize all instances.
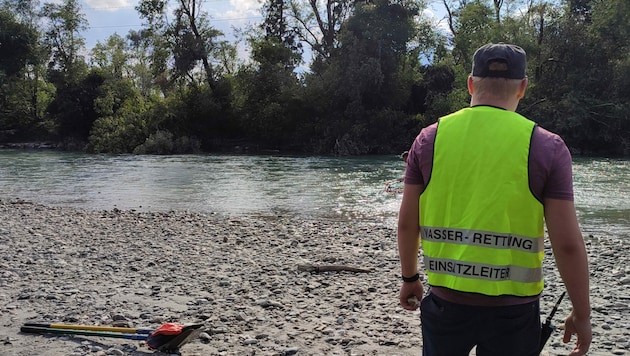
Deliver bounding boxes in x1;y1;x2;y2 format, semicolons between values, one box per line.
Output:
20;325;149;340
22;323;153;334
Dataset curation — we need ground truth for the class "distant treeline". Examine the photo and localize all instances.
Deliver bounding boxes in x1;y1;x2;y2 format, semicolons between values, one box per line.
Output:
1;0;628;155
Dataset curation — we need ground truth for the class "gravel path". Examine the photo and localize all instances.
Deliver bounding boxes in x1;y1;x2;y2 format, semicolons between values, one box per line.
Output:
0;200;628;355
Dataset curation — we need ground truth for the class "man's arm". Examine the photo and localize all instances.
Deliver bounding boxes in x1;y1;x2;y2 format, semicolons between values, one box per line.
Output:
544;198;592;356
397;183;424;310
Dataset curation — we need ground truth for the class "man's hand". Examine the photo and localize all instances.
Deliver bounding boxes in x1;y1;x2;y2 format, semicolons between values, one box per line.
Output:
399;280;424;311
563;310;592;355
397;182;424;311
545;198;591;355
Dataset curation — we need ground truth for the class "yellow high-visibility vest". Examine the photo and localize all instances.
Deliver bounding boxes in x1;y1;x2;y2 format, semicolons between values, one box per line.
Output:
420;106;544;297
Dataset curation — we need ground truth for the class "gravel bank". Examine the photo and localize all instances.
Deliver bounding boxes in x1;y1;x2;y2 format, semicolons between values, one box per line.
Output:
0;200;628;355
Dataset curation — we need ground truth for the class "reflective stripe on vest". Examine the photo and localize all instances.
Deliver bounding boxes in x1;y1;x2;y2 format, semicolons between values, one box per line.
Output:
420;227;544;253
419;106;544;297
423;256;542;283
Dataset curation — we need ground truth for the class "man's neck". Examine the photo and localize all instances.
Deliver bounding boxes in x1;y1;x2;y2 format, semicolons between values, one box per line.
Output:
470;97;518;111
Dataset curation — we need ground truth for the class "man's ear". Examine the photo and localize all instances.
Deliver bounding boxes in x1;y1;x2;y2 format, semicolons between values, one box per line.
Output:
467;76;474;95
517;77;528;99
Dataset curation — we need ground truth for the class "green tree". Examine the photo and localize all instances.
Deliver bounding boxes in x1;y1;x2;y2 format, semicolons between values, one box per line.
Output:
136;0;224;91
230;0;304;148
301;0;424;154
126;29;160;97
47;71;104;145
451;1;496;67
40;0;88;87
334;0;419;111
286;0;355;62
39;0;92;146
524;0;630;155
2;0;40;21
134;0;237;153
88;77;149;153
234;37;302;146
261;0;302;66
0;6;48;141
90;34;131;80
0;9;38;78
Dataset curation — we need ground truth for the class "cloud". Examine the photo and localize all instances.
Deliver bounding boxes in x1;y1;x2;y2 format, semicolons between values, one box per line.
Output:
422;7;451;34
84;0;132;12
216;0;261;21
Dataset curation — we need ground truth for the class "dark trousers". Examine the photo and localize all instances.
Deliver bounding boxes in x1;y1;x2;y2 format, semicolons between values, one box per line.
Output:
420;293;541;356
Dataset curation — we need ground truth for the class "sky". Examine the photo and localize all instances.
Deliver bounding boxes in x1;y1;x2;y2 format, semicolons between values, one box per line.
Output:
77;0;448;59
80;0;262;50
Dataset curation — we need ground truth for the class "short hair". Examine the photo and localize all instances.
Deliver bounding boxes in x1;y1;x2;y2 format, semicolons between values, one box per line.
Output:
471;76;523;101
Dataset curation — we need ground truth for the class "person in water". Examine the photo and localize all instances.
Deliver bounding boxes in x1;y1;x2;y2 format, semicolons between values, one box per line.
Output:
385;151;410;193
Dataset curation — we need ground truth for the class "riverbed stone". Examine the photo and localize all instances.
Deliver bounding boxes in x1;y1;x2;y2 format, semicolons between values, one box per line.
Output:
0;200;628;355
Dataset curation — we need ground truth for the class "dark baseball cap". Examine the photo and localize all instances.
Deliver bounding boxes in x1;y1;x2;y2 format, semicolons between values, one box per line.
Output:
471;43;527;79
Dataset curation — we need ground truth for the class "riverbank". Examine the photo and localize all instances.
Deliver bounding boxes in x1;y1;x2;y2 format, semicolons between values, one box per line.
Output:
0;200;628;355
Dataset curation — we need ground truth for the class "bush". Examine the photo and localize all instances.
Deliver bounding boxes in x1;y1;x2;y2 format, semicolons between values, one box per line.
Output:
173;136;201;154
133;131;201;154
87;113;147;153
133;130;174;155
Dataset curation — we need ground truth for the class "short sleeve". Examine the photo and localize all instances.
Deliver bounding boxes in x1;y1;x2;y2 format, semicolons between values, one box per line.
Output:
404;123;437;186
529;127;574;201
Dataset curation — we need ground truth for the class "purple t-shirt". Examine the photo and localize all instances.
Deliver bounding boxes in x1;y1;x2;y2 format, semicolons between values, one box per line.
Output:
404;123;574;201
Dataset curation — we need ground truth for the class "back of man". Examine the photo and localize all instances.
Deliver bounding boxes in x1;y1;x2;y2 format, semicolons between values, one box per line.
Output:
397;43;592;356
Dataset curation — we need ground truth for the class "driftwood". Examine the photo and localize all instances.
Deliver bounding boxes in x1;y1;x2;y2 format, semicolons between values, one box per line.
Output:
297;264;373;273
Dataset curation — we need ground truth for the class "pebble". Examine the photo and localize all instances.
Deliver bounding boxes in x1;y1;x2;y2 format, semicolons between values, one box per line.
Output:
0;201;628;355
283;347;300;355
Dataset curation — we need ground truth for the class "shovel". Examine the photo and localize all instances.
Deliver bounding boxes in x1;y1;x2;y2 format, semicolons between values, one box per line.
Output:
20;322;204;354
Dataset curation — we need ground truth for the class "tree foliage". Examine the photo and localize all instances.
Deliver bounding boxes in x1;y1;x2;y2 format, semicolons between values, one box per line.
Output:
136;0;225;91
0;9;36;122
40;0;88;86
0;0;628;155
523;0;630;155
0;9;38;78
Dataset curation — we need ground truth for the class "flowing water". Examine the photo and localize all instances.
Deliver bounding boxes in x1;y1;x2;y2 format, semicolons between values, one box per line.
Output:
0;150;628;239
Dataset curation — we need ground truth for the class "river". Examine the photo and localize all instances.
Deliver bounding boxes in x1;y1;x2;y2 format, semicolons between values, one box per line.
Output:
0;150;628;240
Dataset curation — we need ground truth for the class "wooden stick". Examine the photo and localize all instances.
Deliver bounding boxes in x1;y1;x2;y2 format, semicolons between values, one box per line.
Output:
297;264;372;273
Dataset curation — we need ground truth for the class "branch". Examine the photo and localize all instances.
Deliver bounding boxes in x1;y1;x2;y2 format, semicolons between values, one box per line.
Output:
298;264;373;273
520;98;546;113
443;0;456;37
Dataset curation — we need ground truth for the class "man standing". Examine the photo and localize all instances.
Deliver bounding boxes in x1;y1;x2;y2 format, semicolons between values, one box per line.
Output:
397;43;591;355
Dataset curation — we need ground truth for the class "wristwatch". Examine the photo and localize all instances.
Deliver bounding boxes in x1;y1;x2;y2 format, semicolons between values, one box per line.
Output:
402;273;420;283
